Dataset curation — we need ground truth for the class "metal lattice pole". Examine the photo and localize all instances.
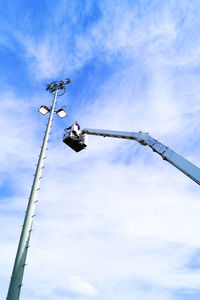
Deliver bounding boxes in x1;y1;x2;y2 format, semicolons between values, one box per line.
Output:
6;90;58;300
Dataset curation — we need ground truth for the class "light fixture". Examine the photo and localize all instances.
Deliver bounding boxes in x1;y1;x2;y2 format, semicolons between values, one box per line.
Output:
59;81;65;89
38;105;50;115
45;84;50;91
65;78;71;84
56;108;68;118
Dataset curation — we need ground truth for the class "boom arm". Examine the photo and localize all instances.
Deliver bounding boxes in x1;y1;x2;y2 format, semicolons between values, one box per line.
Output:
82;128;200;185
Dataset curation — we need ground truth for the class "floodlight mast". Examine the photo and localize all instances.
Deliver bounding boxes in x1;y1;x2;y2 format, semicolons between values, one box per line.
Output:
6;79;70;300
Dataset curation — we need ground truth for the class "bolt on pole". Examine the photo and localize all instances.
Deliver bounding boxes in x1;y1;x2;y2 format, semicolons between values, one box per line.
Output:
6;90;58;300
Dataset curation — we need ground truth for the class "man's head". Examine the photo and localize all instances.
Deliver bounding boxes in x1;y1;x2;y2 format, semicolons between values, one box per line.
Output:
75;121;79;125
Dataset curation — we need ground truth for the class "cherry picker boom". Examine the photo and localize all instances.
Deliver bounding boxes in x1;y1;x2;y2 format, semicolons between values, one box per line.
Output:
63;128;200;185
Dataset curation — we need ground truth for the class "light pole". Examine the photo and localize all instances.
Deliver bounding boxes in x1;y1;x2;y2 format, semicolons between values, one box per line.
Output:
6;78;71;300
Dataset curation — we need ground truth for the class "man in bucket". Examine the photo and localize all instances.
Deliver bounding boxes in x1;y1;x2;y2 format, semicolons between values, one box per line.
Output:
64;121;80;136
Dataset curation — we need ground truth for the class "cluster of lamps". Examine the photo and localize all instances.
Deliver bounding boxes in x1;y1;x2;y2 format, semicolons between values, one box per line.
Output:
38;78;71;119
38;105;67;118
45;78;71;94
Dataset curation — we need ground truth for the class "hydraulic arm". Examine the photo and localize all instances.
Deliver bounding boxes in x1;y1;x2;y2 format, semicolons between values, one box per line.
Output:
82;128;200;185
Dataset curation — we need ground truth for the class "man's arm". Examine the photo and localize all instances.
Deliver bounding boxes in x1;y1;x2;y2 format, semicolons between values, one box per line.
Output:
64;125;72;131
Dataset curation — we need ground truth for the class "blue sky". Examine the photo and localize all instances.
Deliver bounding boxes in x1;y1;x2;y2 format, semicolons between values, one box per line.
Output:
1;0;200;299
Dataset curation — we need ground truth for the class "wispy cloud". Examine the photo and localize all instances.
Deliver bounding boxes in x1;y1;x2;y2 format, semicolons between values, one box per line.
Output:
1;1;200;299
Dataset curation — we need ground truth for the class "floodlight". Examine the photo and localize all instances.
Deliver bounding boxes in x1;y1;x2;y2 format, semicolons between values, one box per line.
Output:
59;81;65;89
45;84;50;91
38;105;50;115
56;108;68;118
65;78;71;84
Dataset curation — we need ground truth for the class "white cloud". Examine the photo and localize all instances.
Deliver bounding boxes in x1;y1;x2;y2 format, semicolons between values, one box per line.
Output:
60;276;99;297
33;275;99;299
1;1;200;300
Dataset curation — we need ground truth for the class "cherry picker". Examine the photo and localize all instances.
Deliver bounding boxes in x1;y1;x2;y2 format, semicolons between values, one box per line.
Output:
63;127;200;185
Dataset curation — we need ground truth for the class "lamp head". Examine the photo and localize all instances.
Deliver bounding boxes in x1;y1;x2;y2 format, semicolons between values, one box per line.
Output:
38;105;50;115
45;84;50;91
59;81;65;89
56;108;68;118
65;78;71;84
